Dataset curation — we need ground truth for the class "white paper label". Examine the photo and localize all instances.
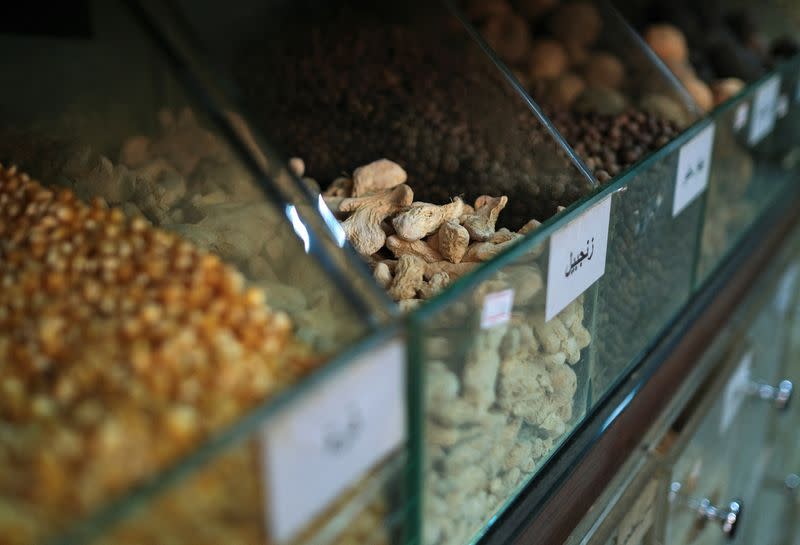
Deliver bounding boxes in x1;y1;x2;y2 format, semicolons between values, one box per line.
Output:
481;288;515;329
777;94;790;118
733;103;749;131
673;123;715;217
774;262;800;314
546;196;611;321
748;75;781;145
720;351;752;435
261;338;406;543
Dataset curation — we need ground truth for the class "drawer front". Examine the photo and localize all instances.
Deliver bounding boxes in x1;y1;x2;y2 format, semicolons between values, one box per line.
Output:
663;304;788;545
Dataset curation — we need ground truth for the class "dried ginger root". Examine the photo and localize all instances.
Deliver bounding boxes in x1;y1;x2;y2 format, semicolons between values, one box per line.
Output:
306;157;548;311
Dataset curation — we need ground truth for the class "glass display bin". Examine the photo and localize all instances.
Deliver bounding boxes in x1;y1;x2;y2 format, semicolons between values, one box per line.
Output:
130;4;608;544
0;2;406;544
613;0;800;285
453;0;710;396
128;2;735;543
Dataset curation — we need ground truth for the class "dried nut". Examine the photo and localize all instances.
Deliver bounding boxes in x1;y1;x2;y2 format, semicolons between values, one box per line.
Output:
666;59;696;83
712;78;745;106
549;73;586;109
639;94;691;126
288;157;305;177
461;195;508;241
386;235;443;263
340;185;414;256
424;261;478;281
438;220;470;263
373;262;393;289
388;255;426;301
563;39;589;67
419;272;451;300
516;0;558;19
483;12;532;65
529;40;569;80
550;2;602;47
683;77;713;112
323;177;353;198
644;24;688;64
352;159;407;197
573;87;628;116
392;198;464;241
584;53;625;90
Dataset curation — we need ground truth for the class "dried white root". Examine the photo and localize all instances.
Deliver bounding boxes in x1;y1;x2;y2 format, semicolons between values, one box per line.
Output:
301;158;551;311
340;185;414;256
392;198;464;241
461;195;508;241
439;220;470;263
352;158;407;197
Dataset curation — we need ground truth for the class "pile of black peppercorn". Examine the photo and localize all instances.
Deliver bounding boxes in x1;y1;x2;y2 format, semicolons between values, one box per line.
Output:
230;4;594;228
549;108;682;182
591;152;699;396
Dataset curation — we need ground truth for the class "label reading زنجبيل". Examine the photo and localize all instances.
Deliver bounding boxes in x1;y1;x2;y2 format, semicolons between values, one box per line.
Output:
673;123;715;217
260;338;406;543
546;196;611;321
720;351;752;435
749;75;781;145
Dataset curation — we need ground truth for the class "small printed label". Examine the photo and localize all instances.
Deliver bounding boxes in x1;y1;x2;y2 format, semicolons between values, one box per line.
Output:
720;351;752;435
777;94;790;118
733;103;749;131
673;123;715;217
774;262;800;314
749;75;781;145
481;288;515;329
261;338;406;543
546;196;611;321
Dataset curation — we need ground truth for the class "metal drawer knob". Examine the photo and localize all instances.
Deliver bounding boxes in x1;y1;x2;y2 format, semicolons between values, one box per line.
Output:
785;473;800;494
747;379;793;410
670;482;743;538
